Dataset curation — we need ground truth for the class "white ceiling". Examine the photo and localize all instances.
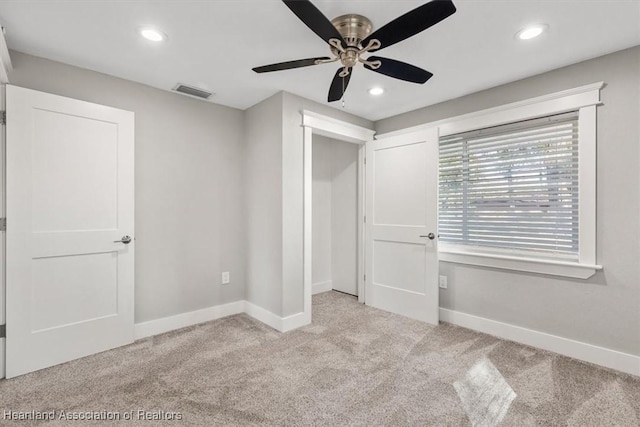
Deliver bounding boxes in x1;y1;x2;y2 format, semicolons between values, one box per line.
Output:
0;0;638;121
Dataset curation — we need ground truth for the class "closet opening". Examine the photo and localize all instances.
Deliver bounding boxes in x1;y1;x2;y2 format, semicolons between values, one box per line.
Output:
312;136;359;297
301;111;374;324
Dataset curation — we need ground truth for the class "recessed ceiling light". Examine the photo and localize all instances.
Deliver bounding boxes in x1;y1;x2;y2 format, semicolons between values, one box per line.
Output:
369;87;384;96
140;28;166;42
516;24;548;40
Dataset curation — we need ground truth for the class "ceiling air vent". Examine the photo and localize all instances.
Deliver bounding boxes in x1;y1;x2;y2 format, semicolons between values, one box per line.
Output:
172;83;213;100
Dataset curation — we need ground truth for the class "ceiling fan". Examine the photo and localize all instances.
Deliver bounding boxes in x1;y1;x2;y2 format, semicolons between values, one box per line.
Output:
252;0;457;102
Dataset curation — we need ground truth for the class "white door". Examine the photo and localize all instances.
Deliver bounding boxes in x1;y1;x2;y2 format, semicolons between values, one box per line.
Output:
365;128;439;324
5;85;135;378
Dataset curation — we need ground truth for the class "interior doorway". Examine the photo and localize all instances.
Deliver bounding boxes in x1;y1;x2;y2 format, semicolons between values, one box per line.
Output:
312;136;359;296
302;111;374;322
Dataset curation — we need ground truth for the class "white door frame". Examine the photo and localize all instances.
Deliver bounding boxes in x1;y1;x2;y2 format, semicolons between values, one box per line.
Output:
0;28;13;378
302;111;375;320
0;29;14;379
0;84;6;379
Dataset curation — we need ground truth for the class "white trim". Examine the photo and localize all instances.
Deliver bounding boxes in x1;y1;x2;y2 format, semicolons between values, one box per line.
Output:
440;308;640;377
357;143;366;303
0;338;4;378
377;82;604;139
0;84;5;379
302;110;375;143
312;280;333;295
578;105;597;266
375;127;434;149
439;247;602;279
244;301;284;332
303;126;313;318
135;300;311;340
243;301;308;332
0;28;11;84
134;301;245;340
0;85;5;378
281;311;309;333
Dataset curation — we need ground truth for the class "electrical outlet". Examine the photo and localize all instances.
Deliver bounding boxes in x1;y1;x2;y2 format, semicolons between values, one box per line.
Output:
221;272;230;285
439;275;448;289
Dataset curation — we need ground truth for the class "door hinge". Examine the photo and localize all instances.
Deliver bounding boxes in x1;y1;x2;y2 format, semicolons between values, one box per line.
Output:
0;324;5;338
364;274;366;282
0;111;5;125
0;218;6;231
364;216;366;224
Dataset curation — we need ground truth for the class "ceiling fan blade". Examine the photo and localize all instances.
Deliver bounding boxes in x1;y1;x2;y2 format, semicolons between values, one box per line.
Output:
328;68;352;102
361;0;456;52
252;57;331;73
282;0;345;48
364;56;433;84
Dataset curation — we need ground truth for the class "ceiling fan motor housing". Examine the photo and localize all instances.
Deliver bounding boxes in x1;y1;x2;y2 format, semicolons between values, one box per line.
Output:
330;14;373;48
330;14;374;68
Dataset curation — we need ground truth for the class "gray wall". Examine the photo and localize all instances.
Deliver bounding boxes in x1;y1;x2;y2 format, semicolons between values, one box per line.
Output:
376;46;640;356
8;51;246;324
311;136;333;286
330;139;359;296
243;93;284;316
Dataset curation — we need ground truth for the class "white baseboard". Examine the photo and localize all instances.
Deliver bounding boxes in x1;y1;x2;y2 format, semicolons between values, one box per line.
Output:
244;301;285;332
312;280;333;295
282;311;311;332
439;308;640;377
135;300;311;341
134;301;245;340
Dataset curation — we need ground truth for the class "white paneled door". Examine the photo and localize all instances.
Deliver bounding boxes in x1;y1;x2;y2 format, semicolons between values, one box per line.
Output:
5;85;135;378
365;128;439;324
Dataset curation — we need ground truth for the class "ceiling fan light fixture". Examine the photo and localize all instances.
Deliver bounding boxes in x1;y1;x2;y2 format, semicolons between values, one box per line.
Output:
516;24;548;40
369;87;384;96
140;27;166;42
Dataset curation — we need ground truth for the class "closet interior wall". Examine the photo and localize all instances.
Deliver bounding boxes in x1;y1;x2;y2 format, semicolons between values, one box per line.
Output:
312;135;359;296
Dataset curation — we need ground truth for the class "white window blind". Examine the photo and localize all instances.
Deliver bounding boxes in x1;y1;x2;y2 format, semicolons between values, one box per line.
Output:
439;112;579;257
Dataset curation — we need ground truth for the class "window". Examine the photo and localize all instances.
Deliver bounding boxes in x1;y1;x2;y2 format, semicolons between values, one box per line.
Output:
433;82;603;279
439;112;579;259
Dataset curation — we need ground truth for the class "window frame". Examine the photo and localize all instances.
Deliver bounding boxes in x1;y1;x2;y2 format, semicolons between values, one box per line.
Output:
433;83;603;279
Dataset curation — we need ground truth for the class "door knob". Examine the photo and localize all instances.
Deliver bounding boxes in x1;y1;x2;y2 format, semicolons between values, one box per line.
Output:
419;233;436;240
114;235;132;244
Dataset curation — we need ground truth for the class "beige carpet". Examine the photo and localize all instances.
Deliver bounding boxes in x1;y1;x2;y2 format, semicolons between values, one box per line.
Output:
1;291;639;426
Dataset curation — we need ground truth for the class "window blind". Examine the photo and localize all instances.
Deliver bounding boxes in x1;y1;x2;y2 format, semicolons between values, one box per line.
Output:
438;112;579;256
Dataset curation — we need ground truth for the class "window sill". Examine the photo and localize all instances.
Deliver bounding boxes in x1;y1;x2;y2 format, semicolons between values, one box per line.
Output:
438;246;602;279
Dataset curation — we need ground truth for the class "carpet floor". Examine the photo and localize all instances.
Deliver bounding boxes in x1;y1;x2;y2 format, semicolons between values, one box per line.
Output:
1;291;639;426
